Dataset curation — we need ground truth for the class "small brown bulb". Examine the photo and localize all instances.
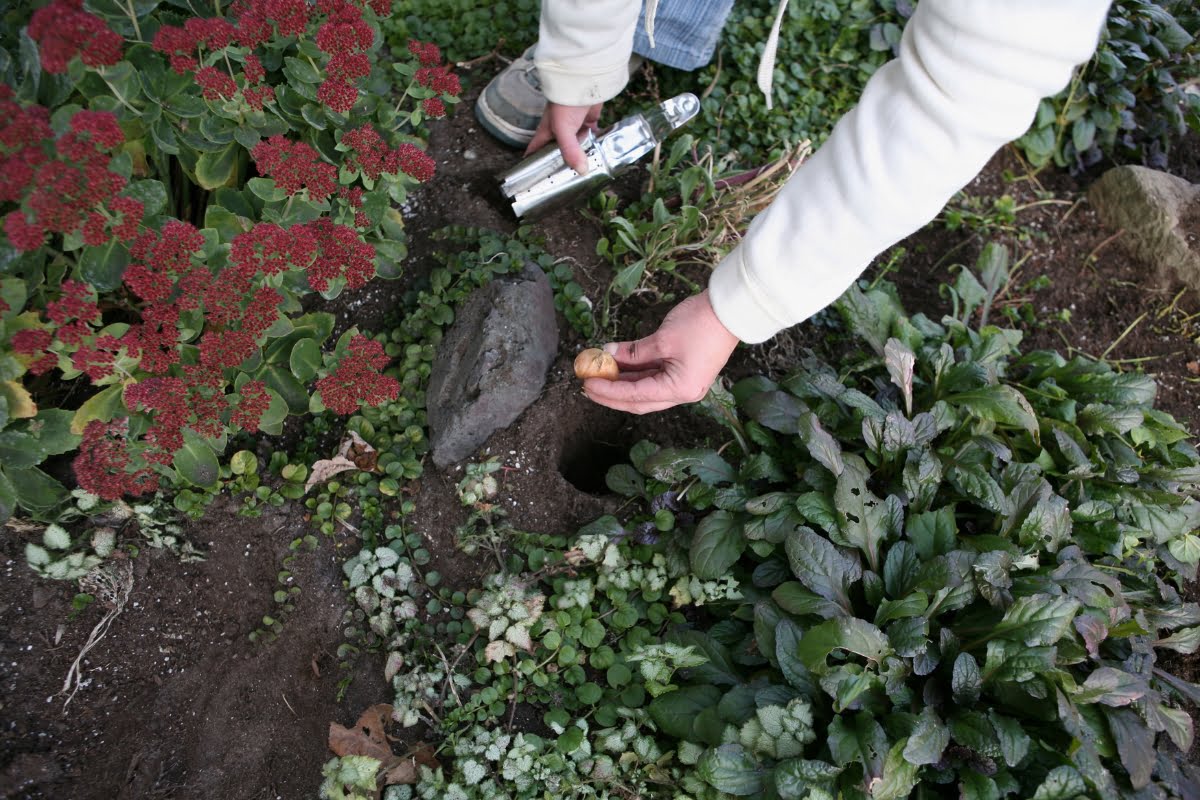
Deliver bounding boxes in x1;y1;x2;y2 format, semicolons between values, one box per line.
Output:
574;348;619;381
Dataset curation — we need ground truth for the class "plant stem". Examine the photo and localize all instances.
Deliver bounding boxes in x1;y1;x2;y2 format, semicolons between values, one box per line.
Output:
122;0;143;41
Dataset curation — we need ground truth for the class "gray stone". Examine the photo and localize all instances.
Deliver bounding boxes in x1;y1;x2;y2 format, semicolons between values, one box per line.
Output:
427;263;559;467
1088;165;1200;289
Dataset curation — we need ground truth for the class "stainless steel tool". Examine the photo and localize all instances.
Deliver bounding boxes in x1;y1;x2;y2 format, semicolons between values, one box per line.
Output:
498;92;701;220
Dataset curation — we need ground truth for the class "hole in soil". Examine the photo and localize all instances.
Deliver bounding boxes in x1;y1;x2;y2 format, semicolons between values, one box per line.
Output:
559;418;634;495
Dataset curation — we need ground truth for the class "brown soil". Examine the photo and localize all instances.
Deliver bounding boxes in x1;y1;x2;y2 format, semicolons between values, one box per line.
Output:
2;63;1199;798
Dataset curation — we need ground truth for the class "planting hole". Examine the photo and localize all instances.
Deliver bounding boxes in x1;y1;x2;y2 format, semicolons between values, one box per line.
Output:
559;427;633;496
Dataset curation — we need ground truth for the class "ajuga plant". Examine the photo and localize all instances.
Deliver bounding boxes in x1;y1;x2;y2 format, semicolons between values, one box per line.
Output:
322;248;1200;800
0;0;459;521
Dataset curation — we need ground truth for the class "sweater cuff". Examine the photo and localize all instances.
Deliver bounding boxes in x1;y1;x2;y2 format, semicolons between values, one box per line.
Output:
536;60;630;107
709;244;792;344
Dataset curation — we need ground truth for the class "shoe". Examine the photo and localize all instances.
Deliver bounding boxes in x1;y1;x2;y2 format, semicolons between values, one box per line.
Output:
475;45;545;148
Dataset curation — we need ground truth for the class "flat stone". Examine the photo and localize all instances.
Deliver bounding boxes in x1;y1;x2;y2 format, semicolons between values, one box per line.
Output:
1088;165;1200;289
427;264;558;467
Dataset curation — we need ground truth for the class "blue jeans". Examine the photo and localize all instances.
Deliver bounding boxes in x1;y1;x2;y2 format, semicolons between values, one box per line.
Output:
633;0;736;71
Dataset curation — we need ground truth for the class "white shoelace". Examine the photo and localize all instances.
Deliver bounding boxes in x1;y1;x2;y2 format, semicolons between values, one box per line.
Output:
757;0;790;111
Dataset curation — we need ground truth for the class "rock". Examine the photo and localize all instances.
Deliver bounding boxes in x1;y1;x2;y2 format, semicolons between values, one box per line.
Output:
426;264;558;467
1088;165;1200;289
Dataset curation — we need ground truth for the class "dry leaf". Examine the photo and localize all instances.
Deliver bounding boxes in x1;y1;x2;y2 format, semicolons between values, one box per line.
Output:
327;705;438;794
306;431;378;493
1187;361;1200;375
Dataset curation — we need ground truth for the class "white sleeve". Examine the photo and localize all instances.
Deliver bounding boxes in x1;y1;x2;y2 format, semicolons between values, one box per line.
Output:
708;0;1112;343
535;0;641;106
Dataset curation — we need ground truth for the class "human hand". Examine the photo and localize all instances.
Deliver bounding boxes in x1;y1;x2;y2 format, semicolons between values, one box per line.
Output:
583;290;740;414
525;101;603;174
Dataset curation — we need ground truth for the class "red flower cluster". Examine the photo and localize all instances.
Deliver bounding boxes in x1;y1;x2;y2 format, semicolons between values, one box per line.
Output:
73;420;160;500
2;108;128;251
251;136;337;200
71;334;122;382
10;328;53;360
340;126;436;184
314;0;374;114
197;66;238;101
123;220;205;303
415;66;461;97
28;0;123;73
315;335;399;414
232;380;272;431
46;280;100;328
241;55;276;110
125;377;191;456
422;97;445;118
0;97;52;204
304;218;376;292
407;40;441;67
229;222;317;279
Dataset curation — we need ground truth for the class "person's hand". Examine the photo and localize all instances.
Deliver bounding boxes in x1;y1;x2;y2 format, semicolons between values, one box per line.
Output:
583;290;740;414
525;101;603;174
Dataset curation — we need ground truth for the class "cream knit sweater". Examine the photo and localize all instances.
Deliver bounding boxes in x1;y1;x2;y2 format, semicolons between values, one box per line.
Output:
537;0;1112;343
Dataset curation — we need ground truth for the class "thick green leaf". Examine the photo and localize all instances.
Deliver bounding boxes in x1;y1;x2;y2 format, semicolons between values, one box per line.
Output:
988;711;1031;768
263;366;309;414
828;712;888;777
784;527;860;613
648;685;721;740
122;179;168;218
70;384;124;434
288;337;322;383
690;510;746;579
696;744;763;796
6;466;67;517
902;708;949;766
0;429;46;467
950;711;1001;758
1070;667;1147;706
796;618;890;674
605;464;644;497
79;239;130;291
668;629;741;686
26;408;81;456
1027;762;1084;800
1103;706;1156;789
952;652;981;705
774;759;842;799
173;430;220;488
832;455;889;570
195;143;239;190
799;411;843;475
774;619;817;697
0;468;15;523
948;385;1038;436
873;739;920;800
994;594;1081;647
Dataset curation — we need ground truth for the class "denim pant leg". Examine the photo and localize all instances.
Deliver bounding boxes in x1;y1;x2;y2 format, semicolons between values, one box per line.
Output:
632;0;736;71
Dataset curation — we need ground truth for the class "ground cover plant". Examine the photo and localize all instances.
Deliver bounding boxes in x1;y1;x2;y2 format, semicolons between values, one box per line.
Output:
318;258;1200;799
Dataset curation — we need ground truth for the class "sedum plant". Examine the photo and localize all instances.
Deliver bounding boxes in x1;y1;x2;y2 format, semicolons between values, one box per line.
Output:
0;0;460;522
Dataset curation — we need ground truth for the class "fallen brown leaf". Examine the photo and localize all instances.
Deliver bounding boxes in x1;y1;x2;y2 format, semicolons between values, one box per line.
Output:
306;431;379;493
1187;361;1200;375
327;705;439;794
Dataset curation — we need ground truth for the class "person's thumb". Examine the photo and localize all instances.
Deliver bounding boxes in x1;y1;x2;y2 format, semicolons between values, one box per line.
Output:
604;335;665;370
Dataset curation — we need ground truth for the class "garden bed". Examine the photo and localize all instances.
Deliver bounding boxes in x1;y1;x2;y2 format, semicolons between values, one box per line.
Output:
2;65;1200;800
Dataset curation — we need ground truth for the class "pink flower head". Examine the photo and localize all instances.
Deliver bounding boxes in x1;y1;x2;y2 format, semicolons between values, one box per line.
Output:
251;136;337;199
28;0;123;73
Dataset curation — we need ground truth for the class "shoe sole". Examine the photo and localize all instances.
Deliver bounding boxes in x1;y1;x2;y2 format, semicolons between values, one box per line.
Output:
475;90;536;149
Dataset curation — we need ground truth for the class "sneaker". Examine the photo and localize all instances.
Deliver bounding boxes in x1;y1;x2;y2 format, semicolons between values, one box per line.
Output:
475;45;544;148
476;47;646;149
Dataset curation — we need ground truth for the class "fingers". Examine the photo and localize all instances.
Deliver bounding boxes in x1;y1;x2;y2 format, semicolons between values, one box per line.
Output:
603;337;664;371
525;116;554;155
582;375;680;415
552;113;589;174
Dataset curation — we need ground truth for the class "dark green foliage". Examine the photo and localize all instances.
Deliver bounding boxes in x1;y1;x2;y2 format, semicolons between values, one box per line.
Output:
1018;0;1200;170
387;0;539;64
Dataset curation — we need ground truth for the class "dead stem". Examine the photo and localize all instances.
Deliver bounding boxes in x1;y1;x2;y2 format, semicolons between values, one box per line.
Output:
1082;229;1125;270
1100;311;1147;361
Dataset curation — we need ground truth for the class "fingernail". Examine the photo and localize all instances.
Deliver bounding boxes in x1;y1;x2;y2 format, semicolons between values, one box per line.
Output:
602;342;618;355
